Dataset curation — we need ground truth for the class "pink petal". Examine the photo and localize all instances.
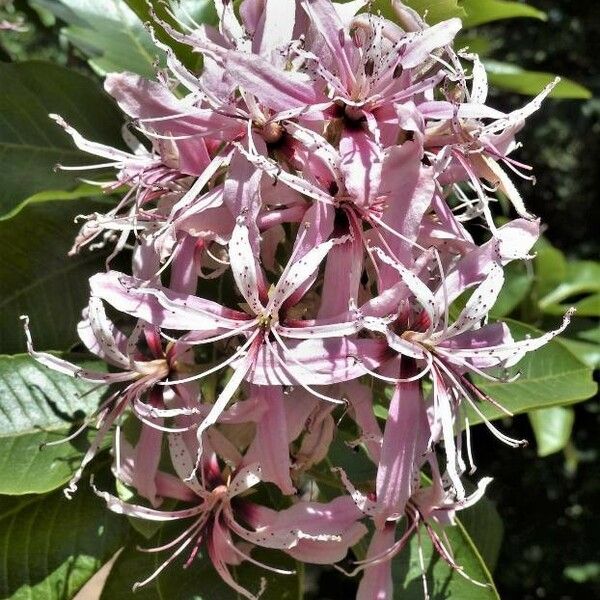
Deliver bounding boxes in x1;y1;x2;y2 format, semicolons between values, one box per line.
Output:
440;262;505;340
250;0;298;56
378;141;434;282
243;495;367;563
301;0;356;89
168;433;205;498
438;308;575;369
223;50;324;113
229;220;267;314
283;389;320;440
400;18;462;69
342;381;382;463
339;129;384;209
271;233;351;311
133;423;163;506
356;526;395;600
244;385;296;495
77;297;129;369
169;234;199;295
375;374;428;526
247;338;391;386
419;100;505;121
90;271;250;330
224;144;266;253
94;484;205;521
437;218;539;305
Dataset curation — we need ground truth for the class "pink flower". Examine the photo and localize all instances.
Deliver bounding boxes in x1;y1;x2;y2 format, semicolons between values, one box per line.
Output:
88;217;390;474
97;433;366;598
21;298;198;497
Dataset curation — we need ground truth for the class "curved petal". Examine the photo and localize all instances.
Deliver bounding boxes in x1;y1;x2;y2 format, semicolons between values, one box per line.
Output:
90;271;250;331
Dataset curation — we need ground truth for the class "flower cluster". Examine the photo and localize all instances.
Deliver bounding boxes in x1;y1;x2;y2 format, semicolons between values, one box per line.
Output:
23;1;571;598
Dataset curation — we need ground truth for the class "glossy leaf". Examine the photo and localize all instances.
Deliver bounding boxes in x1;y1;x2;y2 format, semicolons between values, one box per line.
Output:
562;324;600;369
374;0;544;27
0;198;110;354
0;60;123;217
0;476;128;599
462;0;546;28
33;0;159;76
101;529;301;600
484;60;592;99
0;353;106;495
529;406;575;457
471;320;597;424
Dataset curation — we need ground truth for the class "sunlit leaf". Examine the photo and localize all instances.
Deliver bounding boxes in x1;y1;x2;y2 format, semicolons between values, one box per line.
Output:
0;353;106;495
124;0;218;70
529;406;575;457
32;0;160;76
484;60;592;99
471;320;597;424
538;261;600;316
462;0;546;28
0;183;100;222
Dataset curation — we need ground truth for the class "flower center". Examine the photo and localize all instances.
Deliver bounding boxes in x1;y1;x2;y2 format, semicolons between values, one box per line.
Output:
133;358;170;379
260;121;284;145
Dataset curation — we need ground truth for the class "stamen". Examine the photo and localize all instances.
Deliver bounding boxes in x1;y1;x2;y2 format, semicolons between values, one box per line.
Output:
266;332;344;404
159;330;260;386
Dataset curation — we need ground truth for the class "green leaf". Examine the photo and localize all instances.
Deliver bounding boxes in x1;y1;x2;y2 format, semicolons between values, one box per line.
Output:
101;530;301;600
471;320;597;424
562;324;600;369
575;323;600;345
393;504;500;599
458;495;504;573
484;60;592;99
490;261;533;318
538;261;600;316
560;337;600;370
0;476;128;599
0;198;109;354
0;60;124;217
0;353;106;495
528;406;575;457
533;238;568;298
371;0;465;25
0;183;101;222
563;562;600;584
462;0;546;28
32;0;159;76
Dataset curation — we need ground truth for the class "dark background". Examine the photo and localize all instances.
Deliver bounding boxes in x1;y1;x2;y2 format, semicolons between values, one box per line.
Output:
476;2;599;599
